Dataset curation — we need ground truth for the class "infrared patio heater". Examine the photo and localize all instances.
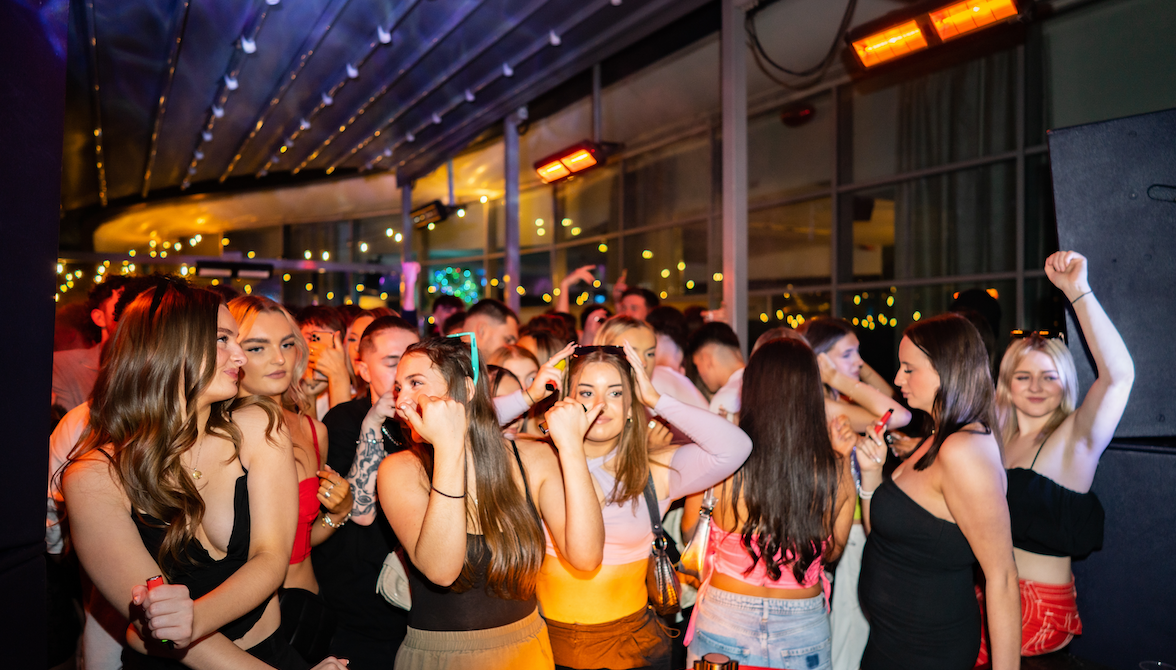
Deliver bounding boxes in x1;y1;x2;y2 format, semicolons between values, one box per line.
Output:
534;141;621;184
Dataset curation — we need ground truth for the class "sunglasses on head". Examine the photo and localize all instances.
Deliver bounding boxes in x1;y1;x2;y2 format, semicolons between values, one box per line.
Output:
1010;329;1065;343
446;332;479;384
573;345;625;357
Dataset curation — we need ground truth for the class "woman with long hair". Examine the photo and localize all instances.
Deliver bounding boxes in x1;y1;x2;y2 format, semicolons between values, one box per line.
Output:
538;343;753;670
855;314;1019;670
61;282;346;669
978;251;1132;661
376;337;605;669
684;338;858;669
229;296;354;663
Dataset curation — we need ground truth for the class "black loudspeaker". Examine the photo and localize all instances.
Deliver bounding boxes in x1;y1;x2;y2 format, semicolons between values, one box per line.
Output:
1048;107;1176;438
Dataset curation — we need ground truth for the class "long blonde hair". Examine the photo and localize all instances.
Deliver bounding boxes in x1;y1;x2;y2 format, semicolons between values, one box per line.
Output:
228;295;313;416
995;335;1078;446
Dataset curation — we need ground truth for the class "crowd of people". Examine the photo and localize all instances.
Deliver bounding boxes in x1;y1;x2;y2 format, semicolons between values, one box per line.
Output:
45;251;1132;670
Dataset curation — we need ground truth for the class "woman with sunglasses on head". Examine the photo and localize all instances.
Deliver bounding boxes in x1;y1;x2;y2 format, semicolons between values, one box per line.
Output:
976;251;1133;663
684;338;859;669
854;314;1019;670
539;343;753;670
376;337;605;669
229;296;354;664
60;283;347;670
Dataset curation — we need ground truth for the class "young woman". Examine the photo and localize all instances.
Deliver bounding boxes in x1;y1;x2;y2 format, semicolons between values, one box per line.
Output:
487;365;528;441
61;283;346;670
229;296;354;663
538;342;753;670
376;337;605;669
855;314;1020;670
982;250;1132;660
684;338;858;669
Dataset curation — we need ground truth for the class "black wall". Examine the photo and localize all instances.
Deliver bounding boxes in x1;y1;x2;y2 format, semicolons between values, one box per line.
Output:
0;0;68;663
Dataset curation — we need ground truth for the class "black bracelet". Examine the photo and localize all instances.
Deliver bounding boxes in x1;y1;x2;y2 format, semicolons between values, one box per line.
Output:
430;485;466;499
1070;290;1092;304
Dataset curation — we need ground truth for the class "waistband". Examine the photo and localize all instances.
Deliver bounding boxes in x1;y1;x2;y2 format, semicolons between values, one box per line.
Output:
1019;576;1077;597
702;586;827;613
544;604;652;636
401;608;544;652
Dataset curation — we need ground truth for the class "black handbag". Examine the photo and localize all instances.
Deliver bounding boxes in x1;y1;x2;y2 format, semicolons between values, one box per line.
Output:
642;474;682;617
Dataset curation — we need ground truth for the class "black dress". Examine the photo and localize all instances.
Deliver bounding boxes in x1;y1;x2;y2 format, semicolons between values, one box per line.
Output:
858;480;980;670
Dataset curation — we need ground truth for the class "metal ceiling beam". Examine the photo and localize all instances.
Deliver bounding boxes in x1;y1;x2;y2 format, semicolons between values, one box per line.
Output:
390;0;710;184
140;0;193;198
290;0;492;175
217;0;359;182
328;0;557;172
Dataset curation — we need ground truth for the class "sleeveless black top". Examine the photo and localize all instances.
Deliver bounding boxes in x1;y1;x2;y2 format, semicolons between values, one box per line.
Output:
406;442;543;632
1006;441;1105;558
132;472;269;641
859;480;980;670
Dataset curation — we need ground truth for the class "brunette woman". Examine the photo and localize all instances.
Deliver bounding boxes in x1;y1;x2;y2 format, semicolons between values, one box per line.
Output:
376;337;605;669
61;283;346;669
538;343;753;670
685;338;858;669
980;251;1132;661
229;296;354;663
855;314;1020;670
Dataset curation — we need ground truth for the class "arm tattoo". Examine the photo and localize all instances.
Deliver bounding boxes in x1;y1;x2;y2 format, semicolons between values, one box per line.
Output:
348;429;385;522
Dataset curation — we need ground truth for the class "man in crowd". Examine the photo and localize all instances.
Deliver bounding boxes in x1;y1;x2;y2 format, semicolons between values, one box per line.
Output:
52;276;126;411
463;298;519;358
689;322;746;422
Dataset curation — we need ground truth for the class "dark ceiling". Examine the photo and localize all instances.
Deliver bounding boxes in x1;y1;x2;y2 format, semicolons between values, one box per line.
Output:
61;0;710;214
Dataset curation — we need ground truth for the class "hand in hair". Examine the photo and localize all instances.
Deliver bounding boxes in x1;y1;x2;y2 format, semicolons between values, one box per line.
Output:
622;340;662;408
130;582;194;649
525;342;575;405
544;398;604;452
397;394;468;456
816;352;839;386
1044;250;1090;300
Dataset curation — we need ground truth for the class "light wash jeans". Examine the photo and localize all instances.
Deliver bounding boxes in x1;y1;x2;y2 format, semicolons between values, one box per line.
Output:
687;587;831;670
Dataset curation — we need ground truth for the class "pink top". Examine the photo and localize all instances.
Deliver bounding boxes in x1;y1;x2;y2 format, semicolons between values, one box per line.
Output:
711;527;828;593
545;395;753;565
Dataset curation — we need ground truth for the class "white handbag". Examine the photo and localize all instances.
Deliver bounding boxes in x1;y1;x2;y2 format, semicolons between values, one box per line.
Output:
376;550;412;611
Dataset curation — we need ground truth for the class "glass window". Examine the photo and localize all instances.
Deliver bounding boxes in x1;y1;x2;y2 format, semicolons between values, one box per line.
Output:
748;197;832;290
355;216;405;263
622;223;709;302
423;263;486;308
748;92;833;204
283;221;348;264
1023;277;1066;333
520;187;555;249
519;251;553;309
623;134;711;229
554;240;620;308
847;48;1017;183
420;205;485;260
555;165;620;242
848;162;1016;282
222;225;283;260
1024;153;1057;271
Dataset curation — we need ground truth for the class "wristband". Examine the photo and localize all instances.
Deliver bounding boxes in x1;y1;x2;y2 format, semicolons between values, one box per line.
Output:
321;511;351;529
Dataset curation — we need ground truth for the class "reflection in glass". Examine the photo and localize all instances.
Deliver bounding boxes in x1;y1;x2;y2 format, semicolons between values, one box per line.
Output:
748;92;832;204
624;134;711;229
556;166;619;242
748;198;831;290
622;223;708;302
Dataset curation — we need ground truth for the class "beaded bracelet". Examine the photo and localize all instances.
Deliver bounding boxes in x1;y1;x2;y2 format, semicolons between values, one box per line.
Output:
321;511;351;529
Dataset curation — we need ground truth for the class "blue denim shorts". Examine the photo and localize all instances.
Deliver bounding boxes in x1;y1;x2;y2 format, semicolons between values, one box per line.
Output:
686;587;831;670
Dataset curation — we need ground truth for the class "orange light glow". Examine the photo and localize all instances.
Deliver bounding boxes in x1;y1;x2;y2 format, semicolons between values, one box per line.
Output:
852;20;928;68
536;160;571;183
930;0;1018;42
562;149;598;172
986;288;999;299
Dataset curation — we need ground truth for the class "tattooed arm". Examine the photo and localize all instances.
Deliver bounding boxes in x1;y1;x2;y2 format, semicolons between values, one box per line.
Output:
348;390;399;526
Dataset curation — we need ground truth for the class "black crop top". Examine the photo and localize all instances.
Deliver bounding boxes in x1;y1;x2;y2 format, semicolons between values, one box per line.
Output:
1006;468;1104;558
132;472;269;641
406;442;542;632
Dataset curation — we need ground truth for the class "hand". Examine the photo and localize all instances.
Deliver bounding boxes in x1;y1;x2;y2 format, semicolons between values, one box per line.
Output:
816;353;838;386
622;341;661;408
561;265;597;289
646;417;672;452
131;582;194;648
397;395;468;456
1044;250;1090;300
402;260;420;282
612;269;629;301
309;332;349;383
317;464;352;514
702;304;729;324
886;431;921;459
545;399;604;453
363;390;398;432
855;432;887;478
526;342;576;403
310;657;350;669
828;415;857;457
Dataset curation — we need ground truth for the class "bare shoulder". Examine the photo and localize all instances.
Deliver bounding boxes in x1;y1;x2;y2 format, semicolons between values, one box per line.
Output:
311;416;329;460
937;426;1003;482
513;438;560;470
61;448;126;506
380;449;428;481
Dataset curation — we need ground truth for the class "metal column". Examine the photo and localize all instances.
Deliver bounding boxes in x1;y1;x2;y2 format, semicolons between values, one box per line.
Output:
400;183;415;311
721;0;749;349
504;107;527;312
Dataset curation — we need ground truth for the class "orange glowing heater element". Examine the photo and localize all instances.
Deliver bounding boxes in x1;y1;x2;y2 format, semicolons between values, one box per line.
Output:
537;160;571;183
852;20;928;68
561;149;598;173
930;0;1018;41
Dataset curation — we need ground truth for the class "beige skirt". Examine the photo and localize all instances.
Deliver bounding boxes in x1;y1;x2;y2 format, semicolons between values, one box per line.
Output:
394;608;553;670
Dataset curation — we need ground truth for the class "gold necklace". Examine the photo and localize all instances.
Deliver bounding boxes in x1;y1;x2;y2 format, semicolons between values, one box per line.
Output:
190;435;204;480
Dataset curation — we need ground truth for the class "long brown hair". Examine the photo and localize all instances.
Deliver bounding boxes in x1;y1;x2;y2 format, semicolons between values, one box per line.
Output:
734;338;841;582
71;282;281;576
904;313;998;471
228;295;312;416
562;349;649;505
401;337;545;600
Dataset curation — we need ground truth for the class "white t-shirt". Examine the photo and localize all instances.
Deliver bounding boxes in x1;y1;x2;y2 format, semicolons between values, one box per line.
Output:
707;367;744;423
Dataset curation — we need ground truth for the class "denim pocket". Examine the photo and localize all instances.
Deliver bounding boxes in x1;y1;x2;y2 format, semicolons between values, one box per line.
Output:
777;636;831;670
692;627;747;659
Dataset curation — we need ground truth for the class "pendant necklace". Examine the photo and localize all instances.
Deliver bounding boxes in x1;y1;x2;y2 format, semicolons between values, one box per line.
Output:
190;435;204;480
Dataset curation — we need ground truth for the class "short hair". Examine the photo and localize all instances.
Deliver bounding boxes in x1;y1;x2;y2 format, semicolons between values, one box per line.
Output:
88;275;128;313
296;305;345;333
442;311;467;335
752;326;806;354
689;321;742;358
517;328;565;365
467;298;518;325
432;294;465;313
579;304;612;330
621;286;659;310
357;315;418;357
797;318;855;355
645;306;688;355
523;314;576;347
